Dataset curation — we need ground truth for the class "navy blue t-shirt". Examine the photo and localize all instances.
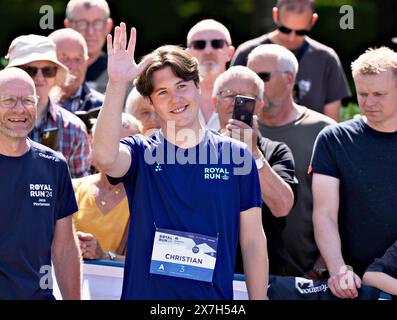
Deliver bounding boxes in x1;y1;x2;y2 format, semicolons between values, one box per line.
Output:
310;117;397;276
0;140;78;299
109;130;262;299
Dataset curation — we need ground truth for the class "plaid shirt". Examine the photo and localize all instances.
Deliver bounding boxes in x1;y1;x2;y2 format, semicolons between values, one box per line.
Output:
61;82;104;113
29;100;91;178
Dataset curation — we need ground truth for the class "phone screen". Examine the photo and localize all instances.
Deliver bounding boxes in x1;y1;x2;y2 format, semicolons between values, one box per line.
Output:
232;95;256;126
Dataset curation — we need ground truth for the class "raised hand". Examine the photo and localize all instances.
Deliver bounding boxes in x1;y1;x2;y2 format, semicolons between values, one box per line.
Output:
107;22;151;84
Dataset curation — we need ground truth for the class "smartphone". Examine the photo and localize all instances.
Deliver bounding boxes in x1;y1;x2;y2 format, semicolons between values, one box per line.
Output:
232;95;256;127
40;127;59;150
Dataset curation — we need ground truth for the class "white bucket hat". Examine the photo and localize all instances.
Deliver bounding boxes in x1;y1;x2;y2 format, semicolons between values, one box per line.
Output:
6;34;69;84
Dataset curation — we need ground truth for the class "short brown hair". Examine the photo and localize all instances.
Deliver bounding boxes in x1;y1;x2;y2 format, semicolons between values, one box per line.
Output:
135;45;200;97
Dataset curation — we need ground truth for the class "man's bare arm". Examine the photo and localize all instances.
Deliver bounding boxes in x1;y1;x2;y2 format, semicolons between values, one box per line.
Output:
92;23;151;177
240;207;268;300
52;215;81;300
323;100;341;122
313;173;361;298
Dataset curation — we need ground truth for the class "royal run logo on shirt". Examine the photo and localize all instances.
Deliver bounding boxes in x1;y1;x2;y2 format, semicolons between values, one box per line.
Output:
203;167;230;180
29;183;53;207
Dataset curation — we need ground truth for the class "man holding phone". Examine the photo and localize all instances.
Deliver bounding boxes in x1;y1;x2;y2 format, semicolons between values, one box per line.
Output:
213;65;298;275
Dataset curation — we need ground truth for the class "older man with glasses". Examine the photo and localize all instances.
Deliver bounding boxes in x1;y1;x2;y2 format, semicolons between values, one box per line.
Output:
212;65;298;276
246;43;336;279
0;67;81;300
231;0;351;122
186;19;235;131
6;34;91;178
64;0;113;93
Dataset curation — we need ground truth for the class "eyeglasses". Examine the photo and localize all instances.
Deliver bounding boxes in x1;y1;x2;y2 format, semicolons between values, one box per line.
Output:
277;25;310;36
189;39;228;50
19;66;58;78
0;95;39;109
256;71;286;82
69;19;107;32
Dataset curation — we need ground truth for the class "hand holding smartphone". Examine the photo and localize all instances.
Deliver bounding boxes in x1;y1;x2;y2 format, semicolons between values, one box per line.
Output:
232;95;256;127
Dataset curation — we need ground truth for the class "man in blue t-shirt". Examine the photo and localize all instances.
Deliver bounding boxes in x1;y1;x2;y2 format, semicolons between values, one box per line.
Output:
93;23;268;299
310;47;397;299
0;68;81;299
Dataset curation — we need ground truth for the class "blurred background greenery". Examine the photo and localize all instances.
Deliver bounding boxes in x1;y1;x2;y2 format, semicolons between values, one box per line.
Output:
0;0;396;120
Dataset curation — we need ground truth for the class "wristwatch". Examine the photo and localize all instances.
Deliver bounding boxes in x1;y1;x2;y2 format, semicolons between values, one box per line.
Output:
255;154;266;170
108;251;117;260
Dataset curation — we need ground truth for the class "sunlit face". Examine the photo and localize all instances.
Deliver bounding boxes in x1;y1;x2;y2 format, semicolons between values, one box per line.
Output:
214;76;261;129
187;28;233;77
0;77;36;139
133;97;161;134
354;70;397;131
65;5;112;58
55;37;88;94
274;7;314;50
247;55;290;109
19;61;58;110
149;66;201;131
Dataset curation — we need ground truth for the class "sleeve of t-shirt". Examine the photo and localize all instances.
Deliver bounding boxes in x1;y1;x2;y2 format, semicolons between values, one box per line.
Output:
324;50;352;104
230;45;249;66
309;125;340;178
365;240;397;278
267;141;298;187
238;146;262;212
266;141;299;205
56;159;79;220
107;136;137;185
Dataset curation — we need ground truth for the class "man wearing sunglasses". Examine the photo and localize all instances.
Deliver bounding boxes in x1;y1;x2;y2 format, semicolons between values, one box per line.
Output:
186;19;235;131
64;0;113;94
6;34;91;178
231;0;351;122
0;67;81;300
247;43;335;278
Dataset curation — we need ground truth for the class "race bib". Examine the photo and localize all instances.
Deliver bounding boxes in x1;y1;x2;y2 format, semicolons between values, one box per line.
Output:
149;228;218;283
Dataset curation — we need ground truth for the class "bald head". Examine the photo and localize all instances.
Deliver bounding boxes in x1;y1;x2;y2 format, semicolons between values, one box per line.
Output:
0;67;35;93
49;28;89;95
187;19;232;45
0;68;37;141
49;28;88;60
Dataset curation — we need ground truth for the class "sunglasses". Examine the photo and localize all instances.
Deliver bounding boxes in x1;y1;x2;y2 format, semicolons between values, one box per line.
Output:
19;66;58;78
189;39;228;50
256;71;287;82
277;25;310;36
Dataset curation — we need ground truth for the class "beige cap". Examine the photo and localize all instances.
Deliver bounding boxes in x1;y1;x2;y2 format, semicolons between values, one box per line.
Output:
6;34;68;83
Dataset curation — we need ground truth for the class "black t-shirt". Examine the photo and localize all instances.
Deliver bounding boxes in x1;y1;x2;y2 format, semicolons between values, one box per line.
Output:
235;134;298;275
366;239;397;278
310;118;397;276
231;34;351;114
0;140;78;299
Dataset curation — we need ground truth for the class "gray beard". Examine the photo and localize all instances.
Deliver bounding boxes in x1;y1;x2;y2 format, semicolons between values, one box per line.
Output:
199;62;222;78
